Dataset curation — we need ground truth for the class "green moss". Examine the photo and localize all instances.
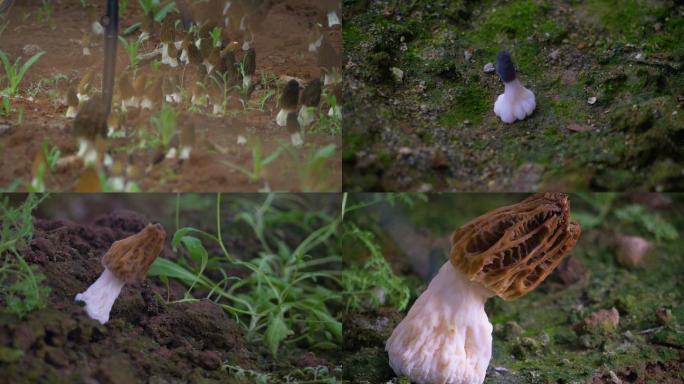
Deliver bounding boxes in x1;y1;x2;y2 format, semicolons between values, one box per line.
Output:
439;83;490;125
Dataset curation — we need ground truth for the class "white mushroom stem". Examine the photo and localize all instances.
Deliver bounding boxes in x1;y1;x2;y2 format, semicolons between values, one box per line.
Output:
327;11;340;27
75;268;125;324
298;106;316;127
386;262;494;384
494;78;536;124
276;109;292;127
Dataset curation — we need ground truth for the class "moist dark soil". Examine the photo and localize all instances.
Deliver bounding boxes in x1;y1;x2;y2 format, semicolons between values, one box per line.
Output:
0;0;341;192
0;210;340;383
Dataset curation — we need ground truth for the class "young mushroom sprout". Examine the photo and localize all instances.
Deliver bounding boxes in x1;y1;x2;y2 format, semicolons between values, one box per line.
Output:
75;223;166;324
386;193;580;384
493;51;536;124
277;79;301;127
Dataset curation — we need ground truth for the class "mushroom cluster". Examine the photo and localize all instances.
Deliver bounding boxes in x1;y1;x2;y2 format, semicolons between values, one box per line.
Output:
386;193;580;384
75;223;166;324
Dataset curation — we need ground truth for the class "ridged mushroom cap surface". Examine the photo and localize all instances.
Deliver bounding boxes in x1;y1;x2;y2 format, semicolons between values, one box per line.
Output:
102;223;166;284
450;193;580;300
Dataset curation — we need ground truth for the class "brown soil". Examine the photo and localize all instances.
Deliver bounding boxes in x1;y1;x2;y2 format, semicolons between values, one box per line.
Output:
0;0;341;192
0;210;337;383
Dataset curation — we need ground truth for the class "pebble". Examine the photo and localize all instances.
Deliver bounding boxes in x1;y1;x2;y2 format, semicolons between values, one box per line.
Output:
22;44;42;56
615;235;651;268
548;49;561;61
483;62;495;73
587;96;597;105
464;49;473;62
398;147;413;156
390;67;404;83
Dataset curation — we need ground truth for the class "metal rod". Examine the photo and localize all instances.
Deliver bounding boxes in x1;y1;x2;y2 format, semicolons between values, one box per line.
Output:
102;0;119;116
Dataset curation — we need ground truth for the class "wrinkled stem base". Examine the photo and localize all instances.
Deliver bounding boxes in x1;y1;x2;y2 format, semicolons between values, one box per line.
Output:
75;268;124;324
386;262;493;384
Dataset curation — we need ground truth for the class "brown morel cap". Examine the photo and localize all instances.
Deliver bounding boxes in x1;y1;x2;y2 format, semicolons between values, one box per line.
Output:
102;223;166;284
450;193;580;300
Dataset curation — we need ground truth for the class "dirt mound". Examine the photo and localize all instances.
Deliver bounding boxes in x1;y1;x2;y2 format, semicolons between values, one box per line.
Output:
0;212;247;383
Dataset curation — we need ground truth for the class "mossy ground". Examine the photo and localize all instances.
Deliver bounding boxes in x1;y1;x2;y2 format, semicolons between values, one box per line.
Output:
343;0;684;191
341;193;684;383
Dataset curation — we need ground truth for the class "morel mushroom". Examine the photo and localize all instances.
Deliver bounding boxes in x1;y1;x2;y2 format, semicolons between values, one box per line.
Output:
277;79;301;127
386;193;580;384
494;51;536;124
75;223;166;324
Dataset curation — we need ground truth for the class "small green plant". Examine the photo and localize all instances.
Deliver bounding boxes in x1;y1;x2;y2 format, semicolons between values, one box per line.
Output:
118;34;146;69
42;138;61;172
210;26;222;48
138;0;177;22
221;139;285;183
0;49;45;96
313;90;341;135
283;143;337;192
0;194;51;319
149;194;342;357
150;103;177;149
37;0;55;29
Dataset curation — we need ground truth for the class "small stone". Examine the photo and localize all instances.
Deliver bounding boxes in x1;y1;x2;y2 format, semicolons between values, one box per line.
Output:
635;53;644;60
567;123;593;132
417;183;433;192
609;370;622;384
0;123;11;136
584;307;620;334
655;308;673;326
22;44;42;56
430;148;449;169
500;321;523;341
390;67;404;83
464;49;473;62
615;235;651;268
483;63;495;73
654;23;662;32
587;97;597;105
398;147;413;156
548;49;561;61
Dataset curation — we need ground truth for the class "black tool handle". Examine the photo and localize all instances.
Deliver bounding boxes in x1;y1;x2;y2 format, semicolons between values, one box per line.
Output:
101;0;119;116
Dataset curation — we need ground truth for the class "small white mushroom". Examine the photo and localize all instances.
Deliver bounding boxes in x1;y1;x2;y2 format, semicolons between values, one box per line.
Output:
493;51;536;124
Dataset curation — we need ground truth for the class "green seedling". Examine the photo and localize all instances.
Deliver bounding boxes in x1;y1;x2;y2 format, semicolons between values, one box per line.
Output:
0;49;45;96
221;138;285;182
37;0;55;29
282;142;337;192
138;0;177;22
149;194;342;356
210;26;222;48
42;138;61;172
0;194;50;319
118;34;147;69
150;103;177;150
315;90;341;135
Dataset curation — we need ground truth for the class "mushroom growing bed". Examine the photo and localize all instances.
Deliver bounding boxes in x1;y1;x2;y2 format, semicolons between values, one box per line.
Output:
0;0;341;192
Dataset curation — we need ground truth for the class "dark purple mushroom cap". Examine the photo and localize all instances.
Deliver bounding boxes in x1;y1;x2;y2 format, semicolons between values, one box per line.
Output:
496;51;517;83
